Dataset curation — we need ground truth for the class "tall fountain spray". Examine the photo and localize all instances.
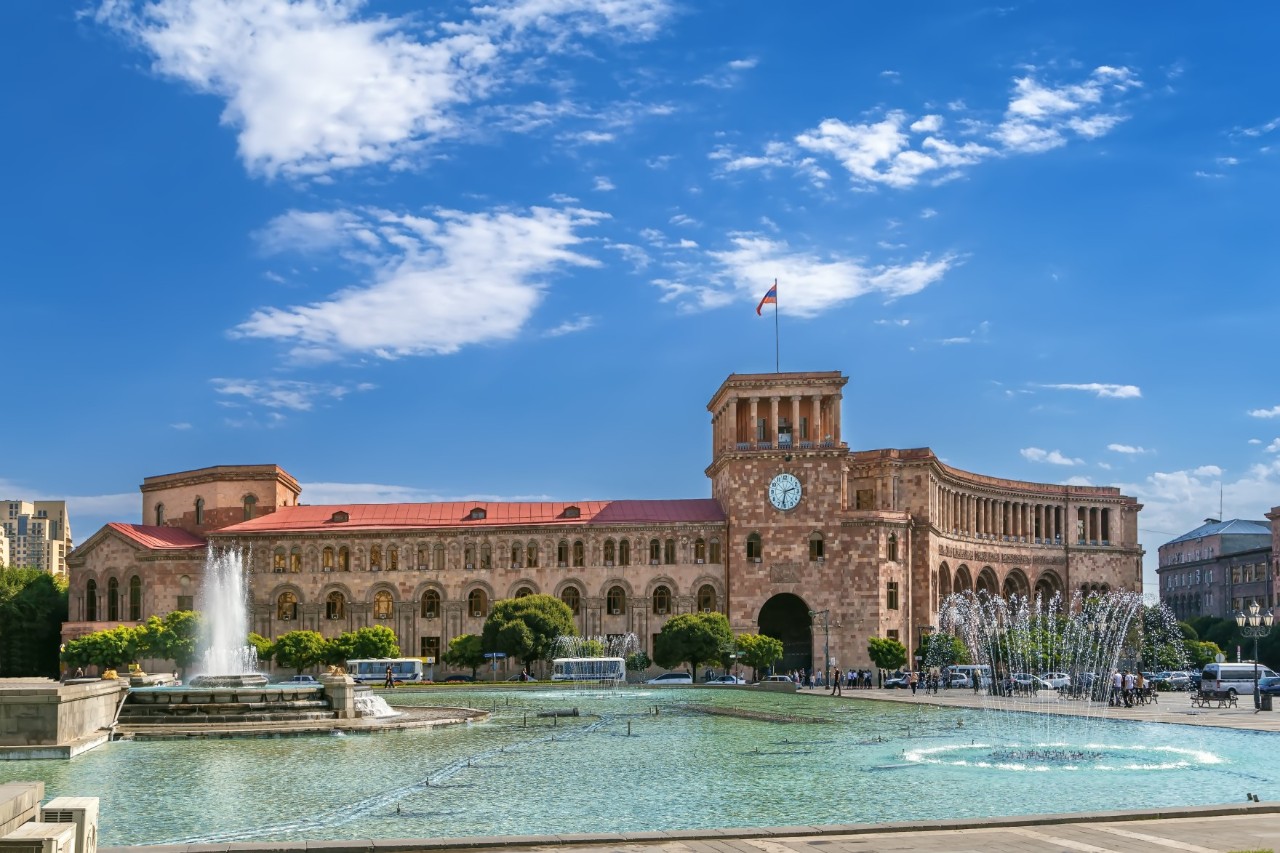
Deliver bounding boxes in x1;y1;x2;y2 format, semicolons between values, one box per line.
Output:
190;546;265;687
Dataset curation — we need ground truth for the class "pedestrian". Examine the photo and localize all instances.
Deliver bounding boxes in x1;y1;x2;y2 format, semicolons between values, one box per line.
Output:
384;664;395;689
830;662;841;697
1110;670;1123;706
971;670;980;694
908;670;919;696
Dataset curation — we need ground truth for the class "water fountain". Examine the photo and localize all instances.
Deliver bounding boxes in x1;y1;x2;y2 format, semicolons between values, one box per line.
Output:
929;588;1190;769
188;546;265;688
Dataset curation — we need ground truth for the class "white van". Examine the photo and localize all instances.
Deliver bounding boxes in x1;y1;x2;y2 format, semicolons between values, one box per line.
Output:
945;664;991;688
1201;662;1277;696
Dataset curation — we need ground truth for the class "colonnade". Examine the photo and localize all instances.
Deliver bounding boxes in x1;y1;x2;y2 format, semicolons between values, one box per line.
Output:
711;392;839;452
933;485;1114;545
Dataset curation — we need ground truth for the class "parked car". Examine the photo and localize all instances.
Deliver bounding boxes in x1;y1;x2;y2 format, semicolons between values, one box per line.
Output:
1008;673;1050;691
1257;676;1280;697
1161;671;1192;691
884;671;911;689
755;675;794;685
944;672;972;689
1039;672;1071;689
706;674;747;685
281;674;319;685
646;672;693;685
443;674;475;683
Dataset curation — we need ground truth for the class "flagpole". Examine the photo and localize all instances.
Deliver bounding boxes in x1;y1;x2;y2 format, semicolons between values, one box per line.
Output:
773;278;780;373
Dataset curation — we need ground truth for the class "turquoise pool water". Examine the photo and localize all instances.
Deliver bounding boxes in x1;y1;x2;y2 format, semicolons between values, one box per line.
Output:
1;687;1274;846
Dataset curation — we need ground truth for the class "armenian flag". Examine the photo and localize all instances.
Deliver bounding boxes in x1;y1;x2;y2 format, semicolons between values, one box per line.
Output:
755;280;778;315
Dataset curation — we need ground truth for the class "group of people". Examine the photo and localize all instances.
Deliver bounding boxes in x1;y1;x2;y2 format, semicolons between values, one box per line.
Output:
1109;669;1151;707
783;668;879;692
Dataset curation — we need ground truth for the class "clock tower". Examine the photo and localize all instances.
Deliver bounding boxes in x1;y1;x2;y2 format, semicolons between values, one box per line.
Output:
706;371;851;674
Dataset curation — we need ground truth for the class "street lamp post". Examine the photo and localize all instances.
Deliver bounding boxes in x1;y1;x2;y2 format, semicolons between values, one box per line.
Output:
1235;601;1275;710
809;609;831;685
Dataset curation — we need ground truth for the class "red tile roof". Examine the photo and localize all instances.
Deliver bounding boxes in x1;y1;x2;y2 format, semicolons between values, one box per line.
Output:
108;523;208;550
215;499;726;535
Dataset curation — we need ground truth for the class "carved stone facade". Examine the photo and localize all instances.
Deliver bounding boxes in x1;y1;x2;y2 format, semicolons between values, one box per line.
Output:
63;370;1144;675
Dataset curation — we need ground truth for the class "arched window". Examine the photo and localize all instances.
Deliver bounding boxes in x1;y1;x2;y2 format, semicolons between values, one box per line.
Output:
510;542;522;568
649;539;661;564
526;542;539;568
809;532;824;562
154;503;164;527
388;547;399;571
887;533;899;562
107;578;119;621
370;545;382;570
326;591;345;620
572;540;585;567
557;540;569;566
652;585;671;615
468;589;488;618
243;494;257;520
515;586;533;598
277;591;298;621
290;547;302;573
129;576;142;621
603;539;616;565
561;587;581;615
417;545;428;568
480;542;492;570
746;533;762;562
694;538;706;563
619;539;631;566
607;586;626;615
421;589;441;618
339;546;351;572
698;585;717;613
664;539;676;565
273;549;286;573
433;543;445;571
374;590;394;619
85;579;98;621
322;547;335;572
464;544;475;569
194;498;205;526
709;538;722;564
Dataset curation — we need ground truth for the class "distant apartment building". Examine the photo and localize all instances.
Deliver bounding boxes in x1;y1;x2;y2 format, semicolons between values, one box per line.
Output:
0;527;8;567
1;500;73;575
1157;517;1272;620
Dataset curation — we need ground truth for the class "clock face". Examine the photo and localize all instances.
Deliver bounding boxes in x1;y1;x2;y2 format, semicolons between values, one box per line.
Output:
768;473;802;511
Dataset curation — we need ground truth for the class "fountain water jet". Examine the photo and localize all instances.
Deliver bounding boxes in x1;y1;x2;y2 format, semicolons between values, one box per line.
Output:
189;546;265;688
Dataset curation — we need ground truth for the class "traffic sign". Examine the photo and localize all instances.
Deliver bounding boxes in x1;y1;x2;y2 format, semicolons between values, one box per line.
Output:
483;652;507;659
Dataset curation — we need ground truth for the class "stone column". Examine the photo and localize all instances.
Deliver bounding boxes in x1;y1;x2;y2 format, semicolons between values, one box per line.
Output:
728;399;739;447
791;395;802;445
770;396;780;446
749;397;759;445
812;394;823;444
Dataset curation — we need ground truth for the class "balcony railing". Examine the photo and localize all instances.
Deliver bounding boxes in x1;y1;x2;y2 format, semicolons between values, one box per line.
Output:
734;440;837;451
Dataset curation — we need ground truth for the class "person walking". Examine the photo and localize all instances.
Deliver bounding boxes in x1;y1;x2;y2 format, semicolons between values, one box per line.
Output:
830;662;842;697
383;664;395;689
971;670;980;694
908;670;919;696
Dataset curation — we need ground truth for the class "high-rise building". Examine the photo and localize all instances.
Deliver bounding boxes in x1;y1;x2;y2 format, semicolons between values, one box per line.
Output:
1;500;73;575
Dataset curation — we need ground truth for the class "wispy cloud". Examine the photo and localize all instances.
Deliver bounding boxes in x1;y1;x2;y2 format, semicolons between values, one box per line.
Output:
1021;447;1084;466
170;422;193;431
236;205;606;361
1041;382;1142;399
710;65;1139;190
211;378;375;411
653;232;956;316
593;175;616;191
94;0;673;179
1267;438;1280;454
1107;443;1150;454
1248;405;1280;418
1234;117;1280;138
695;56;758;89
543;315;595;337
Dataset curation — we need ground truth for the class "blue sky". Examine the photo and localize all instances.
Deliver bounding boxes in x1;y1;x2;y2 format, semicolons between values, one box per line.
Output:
4;1;1280;592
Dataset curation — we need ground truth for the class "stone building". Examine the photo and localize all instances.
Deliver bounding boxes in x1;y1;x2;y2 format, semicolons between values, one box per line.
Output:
2;500;73;575
63;370;1144;675
1156;518;1273;620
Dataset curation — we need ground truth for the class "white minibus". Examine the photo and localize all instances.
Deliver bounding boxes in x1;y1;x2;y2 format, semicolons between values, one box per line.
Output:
347;658;427;684
551;657;626;684
1200;662;1277;696
945;664;992;688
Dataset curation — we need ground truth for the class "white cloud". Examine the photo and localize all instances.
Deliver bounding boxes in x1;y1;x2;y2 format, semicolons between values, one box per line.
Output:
543;314;595;337
875;318;910;327
170;422;193;431
669;213;699;227
920;207;938;219
1097;462;1112;471
1064;476;1094;487
1249;438;1263;445
714;65;1138;190
593;175;616;191
1107;443;1149;454
941;337;971;345
1236;117;1280;138
94;0;672;179
1267;438;1280;454
696;56;759;89
211;378;375;411
567;130;616;144
1192;465;1223;477
1042;382;1142;399
1248;406;1280;418
655;233;955;315
1021;447;1084;466
235;205;605;360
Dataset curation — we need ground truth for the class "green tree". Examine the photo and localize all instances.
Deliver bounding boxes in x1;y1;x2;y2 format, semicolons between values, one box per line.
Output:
443;633;486;678
734;633;784;681
920;632;969;670
653;612;733;679
274;630;328;674
248;632;274;665
138;611;202;676
0;567;69;677
482;595;576;668
867;636;908;672
577;638;607;658
1186;640;1223;669
625;651;652;673
324;626;401;665
61;624;141;671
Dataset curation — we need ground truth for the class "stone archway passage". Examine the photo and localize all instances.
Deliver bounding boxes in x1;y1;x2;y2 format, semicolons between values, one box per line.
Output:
757;593;813;676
